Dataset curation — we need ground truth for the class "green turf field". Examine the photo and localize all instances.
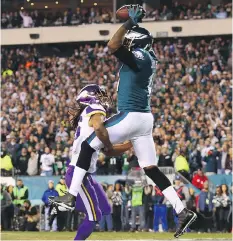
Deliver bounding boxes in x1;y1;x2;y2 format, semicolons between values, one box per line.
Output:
1;232;232;240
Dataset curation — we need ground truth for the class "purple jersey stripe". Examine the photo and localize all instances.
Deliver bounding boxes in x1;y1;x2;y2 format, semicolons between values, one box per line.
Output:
86;106;105;115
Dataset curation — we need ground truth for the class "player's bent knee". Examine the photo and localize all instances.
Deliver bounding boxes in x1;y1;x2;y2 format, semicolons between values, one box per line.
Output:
144;165;157;170
143;166;171;191
76;141;95;170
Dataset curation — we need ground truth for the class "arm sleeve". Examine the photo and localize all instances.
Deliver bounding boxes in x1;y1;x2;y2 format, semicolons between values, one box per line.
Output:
113;46;140;72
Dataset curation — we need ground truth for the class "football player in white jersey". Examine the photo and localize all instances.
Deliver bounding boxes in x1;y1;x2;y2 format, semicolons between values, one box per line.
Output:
50;84;131;240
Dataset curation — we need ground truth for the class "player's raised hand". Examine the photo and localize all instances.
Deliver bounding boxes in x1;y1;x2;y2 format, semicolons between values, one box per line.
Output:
128;4;145;24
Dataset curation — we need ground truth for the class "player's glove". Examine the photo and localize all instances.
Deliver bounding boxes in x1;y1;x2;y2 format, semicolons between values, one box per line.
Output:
128;4;145;24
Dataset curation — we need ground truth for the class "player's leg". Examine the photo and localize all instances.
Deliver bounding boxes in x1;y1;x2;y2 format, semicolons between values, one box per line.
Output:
89;176;111;216
73;175;102;240
131;134;197;237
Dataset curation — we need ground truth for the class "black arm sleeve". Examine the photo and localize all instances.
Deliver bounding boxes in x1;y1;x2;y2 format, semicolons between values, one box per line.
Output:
113;46;140;72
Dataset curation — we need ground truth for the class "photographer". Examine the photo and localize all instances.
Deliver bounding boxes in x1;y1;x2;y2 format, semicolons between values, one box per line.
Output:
19;200;39;231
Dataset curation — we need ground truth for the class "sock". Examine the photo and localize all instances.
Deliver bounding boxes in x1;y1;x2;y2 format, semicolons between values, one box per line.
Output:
144;166;184;214
162;186;184;214
74;218;96;240
69;166;86;196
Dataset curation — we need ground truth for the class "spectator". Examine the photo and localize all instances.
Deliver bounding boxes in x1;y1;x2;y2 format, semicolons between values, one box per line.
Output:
6;134;19;165
121;151;130;175
173;175;190;208
19;200;39;231
144;185;154;231
99;184;113;231
215;7;227;19
174;150;190;180
197;181;214;232
42;180;59;231
12;179;29;206
96;153;108;175
213;185;223;231
40;147;55;176
53;150;66;176
192;169;208;190
225;148;232;174
19;11;33;28
27;150;39;176
158;147;172;167
121;184;131;231
221;184;231;232
153;185;168;232
0;146;13;176
111;183;122;231
56;124;68;141
187;188;196;211
1;184;14;230
55;176;68;231
1;12;9;28
6;185;14;200
203;147;218;176
130;184;145;232
11;12;21;28
218;143;228;174
0;36;232;178
15;148;29;175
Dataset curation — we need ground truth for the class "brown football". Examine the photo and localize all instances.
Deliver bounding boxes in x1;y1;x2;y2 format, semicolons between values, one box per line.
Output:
116;5;129;20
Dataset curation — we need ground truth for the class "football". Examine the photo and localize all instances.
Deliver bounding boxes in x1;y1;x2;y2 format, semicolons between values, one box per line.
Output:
116;5;129;20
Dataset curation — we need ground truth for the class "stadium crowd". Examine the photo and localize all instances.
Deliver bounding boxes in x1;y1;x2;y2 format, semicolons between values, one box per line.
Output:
1;33;232;233
1;36;232;178
1;175;232;232
1;1;232;29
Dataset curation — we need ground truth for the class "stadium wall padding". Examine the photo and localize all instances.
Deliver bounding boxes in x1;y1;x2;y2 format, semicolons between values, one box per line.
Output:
2;19;232;45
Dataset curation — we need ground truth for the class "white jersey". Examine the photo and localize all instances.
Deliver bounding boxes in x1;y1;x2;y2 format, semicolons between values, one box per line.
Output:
69;103;106;173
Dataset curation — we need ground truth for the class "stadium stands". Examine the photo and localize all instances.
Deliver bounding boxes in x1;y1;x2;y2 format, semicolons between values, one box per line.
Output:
1;2;232;29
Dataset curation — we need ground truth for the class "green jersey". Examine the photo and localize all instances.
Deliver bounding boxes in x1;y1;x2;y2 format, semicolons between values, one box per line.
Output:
116;48;156;112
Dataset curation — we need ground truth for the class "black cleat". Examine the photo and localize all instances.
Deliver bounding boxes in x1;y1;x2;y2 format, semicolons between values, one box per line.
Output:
174;208;197;238
48;193;76;211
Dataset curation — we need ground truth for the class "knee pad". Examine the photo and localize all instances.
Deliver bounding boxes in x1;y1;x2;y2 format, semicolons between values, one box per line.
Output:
144;166;171;191
76;141;95;171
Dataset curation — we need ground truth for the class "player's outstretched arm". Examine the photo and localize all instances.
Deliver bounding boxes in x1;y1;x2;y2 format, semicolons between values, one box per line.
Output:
108;5;143;53
89;113;113;152
103;141;133;156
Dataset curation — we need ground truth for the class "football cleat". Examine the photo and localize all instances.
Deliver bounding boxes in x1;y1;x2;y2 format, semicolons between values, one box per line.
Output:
48;193;76;211
174;208;197;238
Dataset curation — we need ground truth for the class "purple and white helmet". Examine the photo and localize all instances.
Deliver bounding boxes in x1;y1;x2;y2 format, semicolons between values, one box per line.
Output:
76;84;111;110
